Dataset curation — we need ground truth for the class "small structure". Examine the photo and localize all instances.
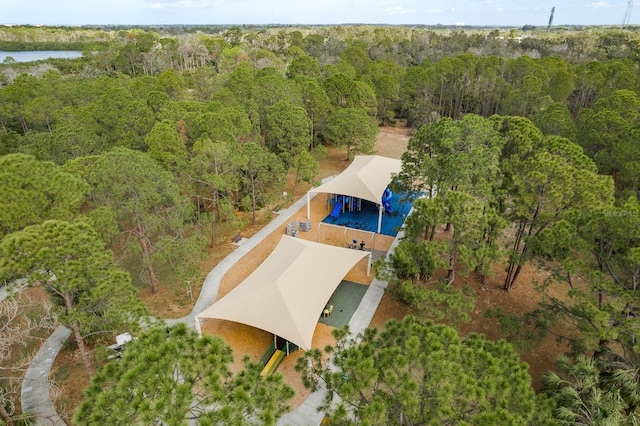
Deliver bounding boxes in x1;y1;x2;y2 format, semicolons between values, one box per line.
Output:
107;333;133;360
299;220;312;232
322;304;334;318
285;221;298;237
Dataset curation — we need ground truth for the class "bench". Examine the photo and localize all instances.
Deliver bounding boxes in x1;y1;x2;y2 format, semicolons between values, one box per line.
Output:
231;234;243;243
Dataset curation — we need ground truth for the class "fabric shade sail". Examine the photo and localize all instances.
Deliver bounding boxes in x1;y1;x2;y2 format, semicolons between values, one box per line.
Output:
308;155;402;206
195;235;369;350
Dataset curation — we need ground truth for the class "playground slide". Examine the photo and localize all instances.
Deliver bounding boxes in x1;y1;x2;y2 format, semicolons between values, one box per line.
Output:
382;188;393;213
260;349;285;376
330;202;343;218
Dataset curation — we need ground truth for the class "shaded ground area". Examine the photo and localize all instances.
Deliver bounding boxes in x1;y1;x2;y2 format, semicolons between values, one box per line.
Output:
318;280;369;328
321;191;417;236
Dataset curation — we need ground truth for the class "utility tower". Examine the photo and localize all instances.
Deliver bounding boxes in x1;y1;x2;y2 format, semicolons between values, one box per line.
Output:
622;0;634;28
547;7;555;32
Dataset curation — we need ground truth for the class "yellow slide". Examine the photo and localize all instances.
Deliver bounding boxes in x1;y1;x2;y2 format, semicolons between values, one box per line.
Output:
260;349;285;376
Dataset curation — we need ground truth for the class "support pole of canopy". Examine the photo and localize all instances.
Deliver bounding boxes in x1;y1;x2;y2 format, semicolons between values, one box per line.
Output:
367;253;371;276
194;317;202;337
377;204;383;234
273;334;277;349
306;192;310;219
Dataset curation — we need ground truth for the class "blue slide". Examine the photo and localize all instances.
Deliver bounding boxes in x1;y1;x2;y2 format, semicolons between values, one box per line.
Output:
330;202;343;218
381;188;393;213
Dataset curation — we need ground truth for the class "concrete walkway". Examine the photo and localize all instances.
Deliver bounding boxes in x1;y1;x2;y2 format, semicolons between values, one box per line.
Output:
21;325;71;426
0;279;69;425
19;183;404;425
0;278;27;300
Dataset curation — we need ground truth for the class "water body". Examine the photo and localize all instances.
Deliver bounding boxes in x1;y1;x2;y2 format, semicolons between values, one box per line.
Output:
0;50;83;63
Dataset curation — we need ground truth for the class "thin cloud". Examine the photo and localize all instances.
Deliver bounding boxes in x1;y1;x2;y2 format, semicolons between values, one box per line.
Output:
584;1;611;9
380;6;414;15
149;0;215;9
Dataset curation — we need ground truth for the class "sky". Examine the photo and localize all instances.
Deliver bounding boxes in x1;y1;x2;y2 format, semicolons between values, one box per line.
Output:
1;0;636;27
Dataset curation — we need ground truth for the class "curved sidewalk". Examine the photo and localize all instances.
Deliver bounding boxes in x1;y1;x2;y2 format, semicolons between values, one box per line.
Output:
21;325;71;426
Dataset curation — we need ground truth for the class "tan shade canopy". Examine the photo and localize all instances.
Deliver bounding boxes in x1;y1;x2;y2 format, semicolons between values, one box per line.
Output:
309;155;402;205
195;235;369;350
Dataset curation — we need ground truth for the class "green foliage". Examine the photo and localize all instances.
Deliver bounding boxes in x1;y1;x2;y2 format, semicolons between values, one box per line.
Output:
543;355;640;425
533;102;578;142
577;89;640;197
297;316;540;425
0;153;88;239
86;147;187;293
81;206;120;245
90;86;155;150
325;107;377;160
88;147;182;228
286;55;321;79
239;142;286;225
151;232;207;295
484;307;553;351
378;238;444;282
500;122;614;290
145;120;187;173
0;220;148;335
388;279;475;325
74;323;294;425
292;149;319;194
1;29;640;418
0;219;149;376
188;135;244;245
264;100;312;167
294;75;332;144
398;114;508;285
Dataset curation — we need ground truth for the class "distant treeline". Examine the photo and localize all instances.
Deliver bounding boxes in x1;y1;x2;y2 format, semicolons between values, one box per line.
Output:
0;40;109;51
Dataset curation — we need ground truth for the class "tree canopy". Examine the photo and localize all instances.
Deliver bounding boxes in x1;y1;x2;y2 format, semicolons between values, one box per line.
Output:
0;153;88;239
0;220;148;376
74;323;294;425
297;316;541;425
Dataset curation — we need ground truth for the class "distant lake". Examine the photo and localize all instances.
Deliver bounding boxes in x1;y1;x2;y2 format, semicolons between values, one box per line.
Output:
0;50;83;63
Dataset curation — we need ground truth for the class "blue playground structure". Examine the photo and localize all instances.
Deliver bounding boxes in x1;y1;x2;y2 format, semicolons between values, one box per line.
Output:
330;200;343;217
382;188;393;213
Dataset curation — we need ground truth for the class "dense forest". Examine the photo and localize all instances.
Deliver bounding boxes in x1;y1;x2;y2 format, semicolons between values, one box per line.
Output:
0;24;639;424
